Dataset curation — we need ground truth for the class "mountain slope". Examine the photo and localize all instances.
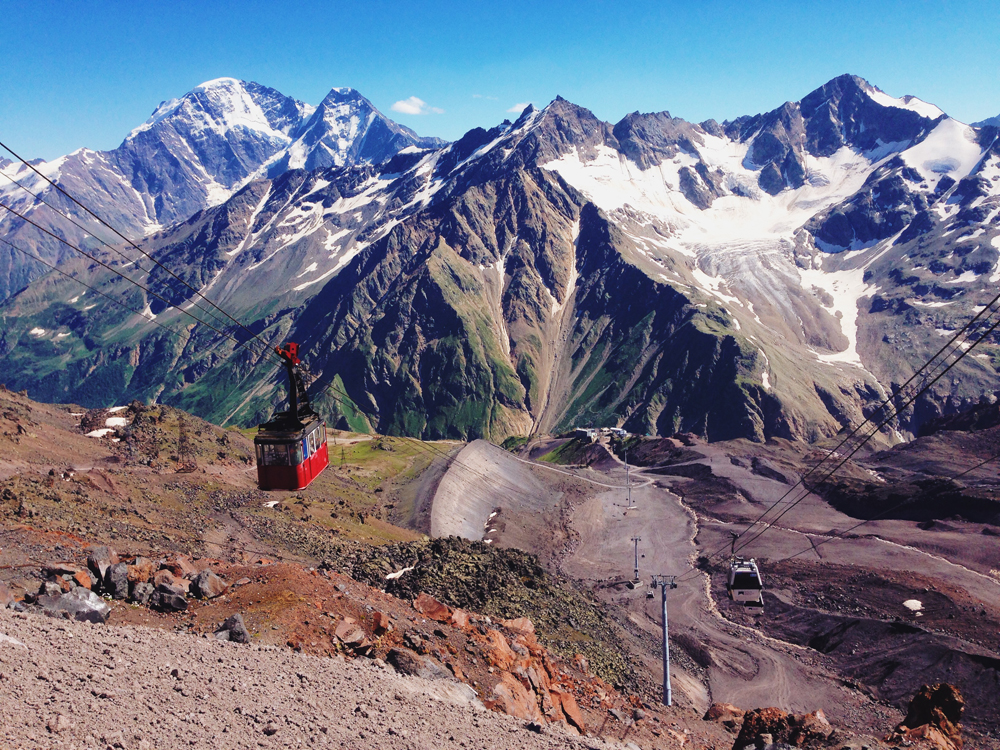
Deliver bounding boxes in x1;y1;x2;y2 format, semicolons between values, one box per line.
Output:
0;78;443;302
1;75;998;443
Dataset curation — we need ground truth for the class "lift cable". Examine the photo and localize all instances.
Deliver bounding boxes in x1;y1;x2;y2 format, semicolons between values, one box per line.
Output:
0;198;278;361
676;301;1000;582
0;237;192;344
730;307;1000;560
772;452;1000;567
686;293;1000;571
0;170;256;344
0;139;286;365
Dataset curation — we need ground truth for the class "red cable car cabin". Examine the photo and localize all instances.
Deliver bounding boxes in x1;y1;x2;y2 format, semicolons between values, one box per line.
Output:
254;343;329;491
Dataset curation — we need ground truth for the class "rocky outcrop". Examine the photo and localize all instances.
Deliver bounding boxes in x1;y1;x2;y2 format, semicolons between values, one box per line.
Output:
886;683;964;750
732;706;834;750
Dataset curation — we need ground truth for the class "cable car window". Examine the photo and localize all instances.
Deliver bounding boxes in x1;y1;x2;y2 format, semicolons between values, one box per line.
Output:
255;445;263;464
732;572;761;589
262;444;289;466
290;443;304;465
320;424;326;445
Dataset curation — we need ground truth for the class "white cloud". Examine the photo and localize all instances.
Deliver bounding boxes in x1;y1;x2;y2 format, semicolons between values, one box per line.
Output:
507;102;532;114
391;96;444;115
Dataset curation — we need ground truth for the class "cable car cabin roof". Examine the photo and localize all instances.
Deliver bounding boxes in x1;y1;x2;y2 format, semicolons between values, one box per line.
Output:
254;411;324;443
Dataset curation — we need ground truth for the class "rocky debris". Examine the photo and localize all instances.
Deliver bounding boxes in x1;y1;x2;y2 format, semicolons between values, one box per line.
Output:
413;592;452;621
105;562;129;599
886;683;964;750
36;588;111;624
191;570;228;599
214;614;250;644
705;702;747;733
341;536;637;691
387;647;452;680
733;707;834;750
149;583;188;612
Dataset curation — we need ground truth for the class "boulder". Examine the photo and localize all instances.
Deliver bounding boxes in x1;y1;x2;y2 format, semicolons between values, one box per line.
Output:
550;687;586;732
386;648;451;680
163;554;198;579
72;570;92;590
86;546;117;583
335;620;369;649
215;613;251;644
704;702;746;733
491;672;541;722
450;609;471;629
733;707;834;750
503;617;535;636
129;581;154;606
191;570;228;600
149;583;187;612
888;683;964;750
413;592;452;622
371;611;393;635
153;569;180;588
105;562;129;600
127;559;156;584
36;588;111;624
38;581;63;598
482;628;519;671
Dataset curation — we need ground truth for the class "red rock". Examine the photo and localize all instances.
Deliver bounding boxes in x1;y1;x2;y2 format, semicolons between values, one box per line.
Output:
492;672;541;722
572;654;589;674
127;561;156;584
153;569;179;588
164;554;197;579
550;687;586;733
413;592;451;622
371;611;393;635
72;571;92;590
503;617;534;636
483;629;518;670
449;609;471;629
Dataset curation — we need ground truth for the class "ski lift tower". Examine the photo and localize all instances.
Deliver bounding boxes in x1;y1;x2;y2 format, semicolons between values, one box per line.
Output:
650;574;678;706
631;536;641;582
625;443;636;510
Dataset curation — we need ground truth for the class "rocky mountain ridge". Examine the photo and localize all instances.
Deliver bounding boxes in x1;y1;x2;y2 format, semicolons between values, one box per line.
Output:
1;74;998;443
0;78;443;302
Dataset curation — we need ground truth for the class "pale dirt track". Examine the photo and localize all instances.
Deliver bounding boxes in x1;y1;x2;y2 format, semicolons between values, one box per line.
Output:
0;608;622;750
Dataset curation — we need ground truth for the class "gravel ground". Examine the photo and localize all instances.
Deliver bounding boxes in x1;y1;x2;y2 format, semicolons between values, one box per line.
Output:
0;609;626;750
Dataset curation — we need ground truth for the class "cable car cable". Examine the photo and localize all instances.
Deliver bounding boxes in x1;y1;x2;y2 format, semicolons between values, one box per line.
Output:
0;169;258;341
730;309;1000;560
0;198;278;359
688;297;1000;571
0;237;191;343
0;139;288;366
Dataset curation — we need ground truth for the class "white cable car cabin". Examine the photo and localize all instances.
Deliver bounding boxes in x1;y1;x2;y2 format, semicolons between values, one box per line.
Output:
727;557;764;610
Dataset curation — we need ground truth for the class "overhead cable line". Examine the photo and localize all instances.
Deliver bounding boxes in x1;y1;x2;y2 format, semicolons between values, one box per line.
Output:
0;139;285;365
689;292;1000;570
0;170;257;343
0;237;189;343
729;307;1000;560
0;198;273;358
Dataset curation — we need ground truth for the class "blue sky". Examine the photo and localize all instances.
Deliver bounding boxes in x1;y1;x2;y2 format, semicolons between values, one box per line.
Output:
4;0;999;160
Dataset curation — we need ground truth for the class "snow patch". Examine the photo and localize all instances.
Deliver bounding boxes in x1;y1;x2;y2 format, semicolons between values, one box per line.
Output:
798;266;874;367
29;327;45;336
902;599;923;612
